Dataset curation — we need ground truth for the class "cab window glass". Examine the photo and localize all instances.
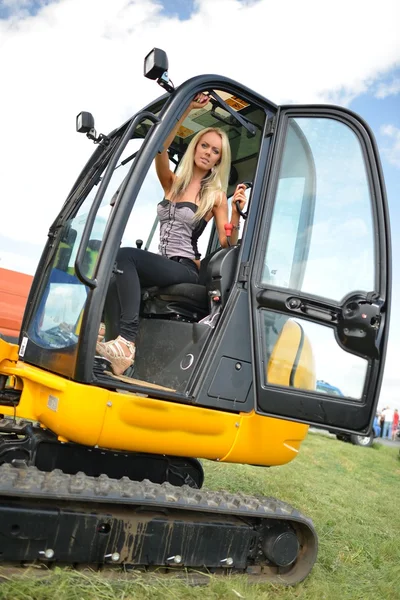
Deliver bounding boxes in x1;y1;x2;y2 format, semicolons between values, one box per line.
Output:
263;311;367;399
262;117;375;301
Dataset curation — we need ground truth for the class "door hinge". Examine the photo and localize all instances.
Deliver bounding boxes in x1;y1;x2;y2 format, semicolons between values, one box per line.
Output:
265;116;276;137
238;262;250;283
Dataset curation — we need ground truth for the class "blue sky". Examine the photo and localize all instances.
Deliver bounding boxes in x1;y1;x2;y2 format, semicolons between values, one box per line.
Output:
0;0;399;408
0;0;50;19
159;0;196;20
0;0;250;20
351;80;400;208
159;0;256;19
349;79;400;369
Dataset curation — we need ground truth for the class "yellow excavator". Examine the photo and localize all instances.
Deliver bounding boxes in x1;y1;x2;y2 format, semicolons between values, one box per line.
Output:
0;49;391;584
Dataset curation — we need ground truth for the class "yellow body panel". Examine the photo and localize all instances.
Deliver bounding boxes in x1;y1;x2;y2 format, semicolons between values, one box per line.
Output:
222;410;308;465
0;319;313;467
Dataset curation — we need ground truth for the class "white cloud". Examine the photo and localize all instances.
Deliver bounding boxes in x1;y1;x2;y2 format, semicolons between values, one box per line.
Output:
380;124;400;168
375;77;400;98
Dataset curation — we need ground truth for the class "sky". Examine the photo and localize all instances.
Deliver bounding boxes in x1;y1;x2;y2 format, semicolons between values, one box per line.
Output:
0;0;399;410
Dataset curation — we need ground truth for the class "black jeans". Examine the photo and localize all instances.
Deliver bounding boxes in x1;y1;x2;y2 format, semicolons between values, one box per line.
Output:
104;247;199;342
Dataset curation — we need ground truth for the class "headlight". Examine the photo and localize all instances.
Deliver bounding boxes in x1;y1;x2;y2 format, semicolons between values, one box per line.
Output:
144;48;168;80
76;111;95;134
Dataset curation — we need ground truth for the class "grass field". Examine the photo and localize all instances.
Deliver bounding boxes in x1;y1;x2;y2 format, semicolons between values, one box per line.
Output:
1;431;399;600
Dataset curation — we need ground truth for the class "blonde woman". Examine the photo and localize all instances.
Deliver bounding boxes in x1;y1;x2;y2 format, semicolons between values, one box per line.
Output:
96;93;247;375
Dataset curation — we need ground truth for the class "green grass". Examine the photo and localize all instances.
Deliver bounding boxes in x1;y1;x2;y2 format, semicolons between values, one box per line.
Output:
1;432;399;600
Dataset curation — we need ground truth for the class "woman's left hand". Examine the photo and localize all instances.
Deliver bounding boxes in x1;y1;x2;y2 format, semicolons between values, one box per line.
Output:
190;93;210;111
232;183;248;214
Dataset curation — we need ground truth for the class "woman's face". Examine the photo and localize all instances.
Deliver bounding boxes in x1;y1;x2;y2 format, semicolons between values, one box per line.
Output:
194;131;222;173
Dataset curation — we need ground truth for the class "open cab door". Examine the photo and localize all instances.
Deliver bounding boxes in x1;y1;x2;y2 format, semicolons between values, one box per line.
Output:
248;107;390;435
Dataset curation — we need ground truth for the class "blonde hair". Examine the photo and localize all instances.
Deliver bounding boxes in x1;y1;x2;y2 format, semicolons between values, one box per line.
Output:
169;127;231;221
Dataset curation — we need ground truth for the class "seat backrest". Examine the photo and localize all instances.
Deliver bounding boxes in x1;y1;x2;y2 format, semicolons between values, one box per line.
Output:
205;245;240;305
198;250;219;286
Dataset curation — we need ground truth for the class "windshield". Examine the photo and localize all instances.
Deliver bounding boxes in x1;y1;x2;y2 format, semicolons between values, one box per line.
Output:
26;109;163;357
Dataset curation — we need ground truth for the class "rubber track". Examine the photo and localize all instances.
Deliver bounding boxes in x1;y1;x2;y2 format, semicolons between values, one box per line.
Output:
0;464;318;584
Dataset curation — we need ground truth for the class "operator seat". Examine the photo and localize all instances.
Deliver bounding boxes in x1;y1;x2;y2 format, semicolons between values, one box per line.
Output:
141;245;240;322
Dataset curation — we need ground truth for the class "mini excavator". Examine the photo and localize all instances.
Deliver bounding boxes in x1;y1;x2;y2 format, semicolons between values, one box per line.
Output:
0;49;391;584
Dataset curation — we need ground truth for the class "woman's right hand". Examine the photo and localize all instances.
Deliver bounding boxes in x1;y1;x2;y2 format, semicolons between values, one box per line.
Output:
189;93;210;111
232;183;248;214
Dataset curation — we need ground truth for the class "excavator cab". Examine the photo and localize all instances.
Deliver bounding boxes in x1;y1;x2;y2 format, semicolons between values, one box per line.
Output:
0;50;391;583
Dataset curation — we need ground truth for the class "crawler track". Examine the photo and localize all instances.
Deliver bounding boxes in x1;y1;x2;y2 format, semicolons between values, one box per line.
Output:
0;464;317;584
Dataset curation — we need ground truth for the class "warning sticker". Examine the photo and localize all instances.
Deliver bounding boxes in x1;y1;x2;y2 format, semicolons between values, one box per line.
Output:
225;96;250;111
19;336;28;357
47;395;59;412
176;124;195;139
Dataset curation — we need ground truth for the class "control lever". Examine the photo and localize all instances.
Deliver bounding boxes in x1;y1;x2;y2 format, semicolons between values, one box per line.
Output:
235;181;253;220
224;223;233;246
235;201;246;219
136;239;143;249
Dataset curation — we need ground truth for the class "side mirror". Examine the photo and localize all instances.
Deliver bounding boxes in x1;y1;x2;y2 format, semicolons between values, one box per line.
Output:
76;111;95;134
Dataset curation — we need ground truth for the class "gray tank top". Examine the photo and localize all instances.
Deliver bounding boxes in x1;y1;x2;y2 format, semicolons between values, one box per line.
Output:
157;200;208;261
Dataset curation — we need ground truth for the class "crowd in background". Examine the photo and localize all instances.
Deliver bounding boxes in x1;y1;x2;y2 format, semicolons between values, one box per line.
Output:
376;407;399;440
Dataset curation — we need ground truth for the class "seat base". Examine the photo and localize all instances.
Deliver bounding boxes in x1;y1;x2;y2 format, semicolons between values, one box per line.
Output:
141;283;208;322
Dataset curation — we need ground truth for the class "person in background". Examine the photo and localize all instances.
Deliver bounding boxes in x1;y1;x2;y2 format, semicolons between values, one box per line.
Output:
379;410;385;437
392;408;399;440
373;413;381;438
381;406;394;440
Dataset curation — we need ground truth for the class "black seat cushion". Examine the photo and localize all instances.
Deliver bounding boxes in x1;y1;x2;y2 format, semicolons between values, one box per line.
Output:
141;283;208;321
147;283;207;309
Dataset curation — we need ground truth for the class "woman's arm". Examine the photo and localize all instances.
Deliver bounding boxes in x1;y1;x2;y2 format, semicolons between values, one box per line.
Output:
212;193;230;248
155;93;210;195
